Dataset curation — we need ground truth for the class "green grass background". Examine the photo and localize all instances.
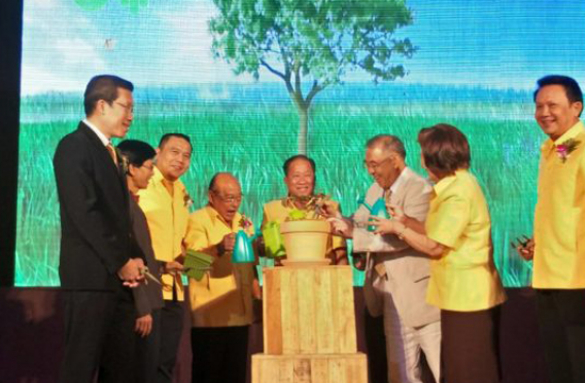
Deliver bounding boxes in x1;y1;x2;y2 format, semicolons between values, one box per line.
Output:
15;94;541;287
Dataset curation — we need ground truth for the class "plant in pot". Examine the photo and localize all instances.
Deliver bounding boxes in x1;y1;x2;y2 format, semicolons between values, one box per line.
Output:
277;194;332;265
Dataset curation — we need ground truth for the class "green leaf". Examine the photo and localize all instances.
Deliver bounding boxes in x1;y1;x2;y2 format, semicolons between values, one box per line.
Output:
288;209;307;220
208;0;417;151
74;0;109;11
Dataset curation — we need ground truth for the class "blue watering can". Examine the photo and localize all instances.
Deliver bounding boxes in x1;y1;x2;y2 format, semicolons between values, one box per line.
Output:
232;229;257;263
358;197;390;232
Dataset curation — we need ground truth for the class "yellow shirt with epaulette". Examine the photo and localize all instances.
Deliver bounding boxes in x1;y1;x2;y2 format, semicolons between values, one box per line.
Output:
534;120;585;288
261;198;346;256
138;167;190;301
185;205;256;328
425;169;506;311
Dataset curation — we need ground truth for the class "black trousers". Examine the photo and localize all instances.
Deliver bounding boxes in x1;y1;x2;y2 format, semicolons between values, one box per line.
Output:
135;308;162;383
441;306;501;383
191;325;250;383
364;308;388;383
155;300;184;383
536;289;585;383
59;287;136;383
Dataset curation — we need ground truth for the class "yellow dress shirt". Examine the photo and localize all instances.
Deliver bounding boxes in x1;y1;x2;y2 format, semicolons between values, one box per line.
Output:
425;169;506;311
138;167;190;301
534;120;585;288
185;205;256;327
262;198;346;256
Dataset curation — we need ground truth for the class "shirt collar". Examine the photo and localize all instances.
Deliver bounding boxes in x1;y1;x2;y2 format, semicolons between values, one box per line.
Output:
389;166;409;194
541;120;584;153
83;118;110;147
205;204;242;231
433;169;465;196
554;120;584;145
152;166;173;187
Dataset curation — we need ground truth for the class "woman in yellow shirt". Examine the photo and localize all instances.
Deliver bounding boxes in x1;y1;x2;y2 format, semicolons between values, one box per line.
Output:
371;124;506;383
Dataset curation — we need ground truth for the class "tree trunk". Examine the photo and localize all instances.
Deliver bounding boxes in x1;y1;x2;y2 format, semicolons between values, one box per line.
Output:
297;105;309;155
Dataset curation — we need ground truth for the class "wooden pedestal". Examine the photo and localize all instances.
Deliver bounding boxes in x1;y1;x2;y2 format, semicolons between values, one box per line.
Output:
253;265;367;383
252;353;368;383
263;265;357;355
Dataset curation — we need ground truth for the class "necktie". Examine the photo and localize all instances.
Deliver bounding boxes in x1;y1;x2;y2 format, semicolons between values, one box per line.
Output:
106;143;118;166
383;188;392;206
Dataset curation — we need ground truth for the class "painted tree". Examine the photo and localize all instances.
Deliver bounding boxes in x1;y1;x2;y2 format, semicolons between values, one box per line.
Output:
209;0;416;153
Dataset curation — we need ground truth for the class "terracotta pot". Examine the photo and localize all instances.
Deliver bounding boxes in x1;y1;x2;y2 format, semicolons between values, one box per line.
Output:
280;220;331;262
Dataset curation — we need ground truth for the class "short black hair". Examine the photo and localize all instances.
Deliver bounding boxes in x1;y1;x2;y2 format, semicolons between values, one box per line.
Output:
84;75;134;116
282;154;316;176
117;139;156;168
159;133;192;151
534;75;583;116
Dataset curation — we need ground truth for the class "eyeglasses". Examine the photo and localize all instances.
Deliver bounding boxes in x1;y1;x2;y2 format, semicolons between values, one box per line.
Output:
212;191;243;204
363;157;392;171
114;101;134;115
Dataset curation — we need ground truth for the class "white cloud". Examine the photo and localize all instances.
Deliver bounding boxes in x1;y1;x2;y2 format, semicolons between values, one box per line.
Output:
27;0;58;10
21;0;107;95
21;66;84;95
147;0;263;85
54;37;106;68
195;83;231;100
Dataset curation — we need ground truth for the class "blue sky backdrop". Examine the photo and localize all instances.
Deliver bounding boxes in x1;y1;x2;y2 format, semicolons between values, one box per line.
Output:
16;0;585;287
21;0;585;95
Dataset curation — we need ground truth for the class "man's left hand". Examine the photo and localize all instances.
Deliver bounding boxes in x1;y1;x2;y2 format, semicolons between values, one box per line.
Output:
118;258;145;288
135;314;153;337
369;216;399;235
386;203;406;224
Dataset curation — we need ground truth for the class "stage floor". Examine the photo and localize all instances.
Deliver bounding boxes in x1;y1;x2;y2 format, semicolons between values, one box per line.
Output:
0;287;547;383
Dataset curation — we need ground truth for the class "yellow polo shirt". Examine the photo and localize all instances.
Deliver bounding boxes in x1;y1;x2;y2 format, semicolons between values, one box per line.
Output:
138;167;190;301
534;120;585;288
425;169;506;312
262;198;346;256
185;205;256;327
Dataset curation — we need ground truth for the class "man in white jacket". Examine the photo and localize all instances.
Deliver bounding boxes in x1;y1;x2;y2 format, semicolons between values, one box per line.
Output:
327;134;441;383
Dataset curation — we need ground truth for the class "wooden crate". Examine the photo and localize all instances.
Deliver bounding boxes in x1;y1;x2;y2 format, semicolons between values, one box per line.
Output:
252;353;368;383
263;265;357;355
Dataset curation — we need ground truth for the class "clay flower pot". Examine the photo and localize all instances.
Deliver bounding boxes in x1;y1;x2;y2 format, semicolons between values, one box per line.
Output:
280;220;331;262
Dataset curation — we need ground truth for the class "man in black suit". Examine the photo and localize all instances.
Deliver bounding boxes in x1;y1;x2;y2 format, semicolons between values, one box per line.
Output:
54;75;144;383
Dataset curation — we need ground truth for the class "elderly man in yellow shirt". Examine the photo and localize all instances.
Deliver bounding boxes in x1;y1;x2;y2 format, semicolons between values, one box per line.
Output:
185;172;259;383
517;75;585;383
262;154;347;264
138;133;192;383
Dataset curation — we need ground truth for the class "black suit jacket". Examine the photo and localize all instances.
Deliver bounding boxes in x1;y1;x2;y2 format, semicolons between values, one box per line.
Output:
54;122;141;290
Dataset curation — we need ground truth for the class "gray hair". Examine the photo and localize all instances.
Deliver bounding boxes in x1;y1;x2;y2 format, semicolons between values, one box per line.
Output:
365;134;406;159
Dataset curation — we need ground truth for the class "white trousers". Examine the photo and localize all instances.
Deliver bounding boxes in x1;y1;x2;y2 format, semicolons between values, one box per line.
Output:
377;276;442;383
